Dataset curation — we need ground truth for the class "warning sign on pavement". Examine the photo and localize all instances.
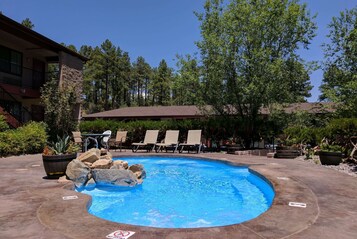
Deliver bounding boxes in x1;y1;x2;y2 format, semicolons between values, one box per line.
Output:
106;230;135;239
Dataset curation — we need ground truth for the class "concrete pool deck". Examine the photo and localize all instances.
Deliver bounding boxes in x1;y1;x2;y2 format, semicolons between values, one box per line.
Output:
0;152;356;239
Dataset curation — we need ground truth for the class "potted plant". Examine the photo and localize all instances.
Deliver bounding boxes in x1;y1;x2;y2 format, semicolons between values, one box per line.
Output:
42;135;79;178
318;139;344;165
40;76;81;178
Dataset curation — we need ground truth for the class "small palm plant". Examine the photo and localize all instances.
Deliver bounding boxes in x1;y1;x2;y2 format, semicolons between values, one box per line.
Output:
43;135;79;155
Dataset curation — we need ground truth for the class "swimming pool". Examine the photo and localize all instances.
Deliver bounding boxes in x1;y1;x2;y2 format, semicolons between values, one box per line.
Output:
77;156;275;228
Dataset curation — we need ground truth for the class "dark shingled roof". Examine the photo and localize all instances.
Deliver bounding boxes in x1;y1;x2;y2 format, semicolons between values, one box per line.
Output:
0;14;88;61
83;105;207;120
83;103;336;120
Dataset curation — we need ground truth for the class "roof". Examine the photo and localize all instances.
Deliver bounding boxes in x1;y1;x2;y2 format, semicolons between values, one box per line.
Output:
83;105;206;120
83;102;336;120
0;14;88;62
259;102;336;115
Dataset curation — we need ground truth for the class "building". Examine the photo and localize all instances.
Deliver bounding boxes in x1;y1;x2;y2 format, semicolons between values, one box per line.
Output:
0;14;87;127
82;103;336;121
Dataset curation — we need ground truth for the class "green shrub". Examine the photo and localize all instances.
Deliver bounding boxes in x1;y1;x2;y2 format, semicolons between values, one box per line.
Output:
0;115;9;132
80;119;206;144
283;126;318;146
0;121;47;156
317;118;357;155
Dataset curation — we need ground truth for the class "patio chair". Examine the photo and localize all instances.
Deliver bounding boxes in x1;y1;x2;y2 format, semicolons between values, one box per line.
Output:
155;130;179;153
132;130;159;152
72;131;84;152
179;130;202;153
114;130;127;152
100;130;112;150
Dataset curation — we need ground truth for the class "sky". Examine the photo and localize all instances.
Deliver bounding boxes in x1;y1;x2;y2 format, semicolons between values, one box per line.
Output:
1;0;356;102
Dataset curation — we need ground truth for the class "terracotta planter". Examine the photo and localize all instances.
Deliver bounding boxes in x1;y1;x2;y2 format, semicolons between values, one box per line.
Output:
42;153;77;179
319;151;343;165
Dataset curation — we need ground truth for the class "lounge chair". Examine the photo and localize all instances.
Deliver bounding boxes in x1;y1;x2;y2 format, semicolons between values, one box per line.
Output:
179;130;202;153
155;130;179;153
132;130;159;152
114;131;127;152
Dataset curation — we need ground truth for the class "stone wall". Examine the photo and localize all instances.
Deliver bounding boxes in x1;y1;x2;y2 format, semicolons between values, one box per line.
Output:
59;51;83;98
58;51;84;122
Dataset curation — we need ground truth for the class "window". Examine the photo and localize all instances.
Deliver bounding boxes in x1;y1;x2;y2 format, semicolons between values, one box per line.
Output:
0;45;22;76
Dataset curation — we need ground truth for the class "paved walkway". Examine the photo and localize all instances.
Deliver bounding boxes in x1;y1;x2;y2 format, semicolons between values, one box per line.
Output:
0;152;356;239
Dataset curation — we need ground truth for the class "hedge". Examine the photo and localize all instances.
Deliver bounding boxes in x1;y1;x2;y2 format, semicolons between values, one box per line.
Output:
0;121;47;156
80;117;266;146
79;119;204;144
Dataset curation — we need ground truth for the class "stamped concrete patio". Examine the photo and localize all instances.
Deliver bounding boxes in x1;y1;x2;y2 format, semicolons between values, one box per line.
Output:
0;152;356;239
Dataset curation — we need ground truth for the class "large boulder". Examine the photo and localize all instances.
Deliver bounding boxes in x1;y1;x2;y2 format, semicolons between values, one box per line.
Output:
66;159;91;187
77;148;100;164
100;152;112;161
92;169;139;187
91;159;113;169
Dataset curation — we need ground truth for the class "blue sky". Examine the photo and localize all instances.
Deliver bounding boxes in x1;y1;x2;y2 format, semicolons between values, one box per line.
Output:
1;0;356;102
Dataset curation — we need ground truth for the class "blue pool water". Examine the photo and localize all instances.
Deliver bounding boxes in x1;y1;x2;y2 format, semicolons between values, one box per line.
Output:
77;156;275;228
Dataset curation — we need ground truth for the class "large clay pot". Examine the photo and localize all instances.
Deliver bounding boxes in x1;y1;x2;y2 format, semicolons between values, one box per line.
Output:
319;151;343;165
42;153;77;179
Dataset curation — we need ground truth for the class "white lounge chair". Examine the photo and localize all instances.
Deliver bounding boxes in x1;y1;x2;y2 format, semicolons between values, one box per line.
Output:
155;130;179;153
179;130;202;153
132;130;159;152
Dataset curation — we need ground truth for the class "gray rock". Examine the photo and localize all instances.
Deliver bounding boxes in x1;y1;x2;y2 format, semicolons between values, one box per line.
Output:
92;169;138;187
110;164;125;170
77;148;100;164
66;159;91;187
91;159;113;169
129;164;146;179
113;160;128;169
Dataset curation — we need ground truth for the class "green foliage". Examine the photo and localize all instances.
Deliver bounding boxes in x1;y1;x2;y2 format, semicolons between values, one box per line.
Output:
132;56;153;106
172;55;203;105
196;0;317;146
320;7;357;117
283;126;318;146
81;40;135;112
80;119;202;144
41;78;80;141
80;118;263;147
150;60;173;106
21;18;34;29
0;122;47;156
0;115;9;132
318;118;357;151
48;135;79;155
319;142;343;153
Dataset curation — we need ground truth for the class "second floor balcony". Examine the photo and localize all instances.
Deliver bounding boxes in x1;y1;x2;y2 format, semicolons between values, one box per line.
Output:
0;59;59;98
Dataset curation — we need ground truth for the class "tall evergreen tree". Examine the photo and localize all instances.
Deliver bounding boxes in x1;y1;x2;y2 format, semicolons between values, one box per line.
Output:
21;18;34;29
132;57;152;106
150;59;172;105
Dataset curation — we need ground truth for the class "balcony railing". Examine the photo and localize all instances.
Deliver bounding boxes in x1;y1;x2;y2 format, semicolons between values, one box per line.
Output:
0;85;32;125
0;60;59;125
